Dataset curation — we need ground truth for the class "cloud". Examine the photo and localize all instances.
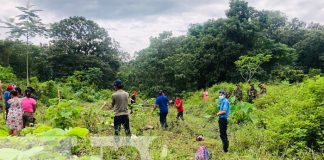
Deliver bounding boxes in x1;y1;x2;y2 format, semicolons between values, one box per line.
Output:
0;0;323;54
33;0;217;20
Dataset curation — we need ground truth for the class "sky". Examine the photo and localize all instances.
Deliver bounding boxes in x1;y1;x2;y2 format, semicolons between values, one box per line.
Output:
0;0;323;55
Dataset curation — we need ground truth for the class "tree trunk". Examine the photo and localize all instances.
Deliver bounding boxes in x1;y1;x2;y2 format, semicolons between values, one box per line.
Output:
26;32;29;86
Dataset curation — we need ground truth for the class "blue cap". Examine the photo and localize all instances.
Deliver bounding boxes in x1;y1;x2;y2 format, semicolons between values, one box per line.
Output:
219;90;226;94
113;79;123;87
158;90;164;95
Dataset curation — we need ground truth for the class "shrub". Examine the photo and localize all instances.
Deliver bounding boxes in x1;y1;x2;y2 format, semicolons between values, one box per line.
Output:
45;99;83;129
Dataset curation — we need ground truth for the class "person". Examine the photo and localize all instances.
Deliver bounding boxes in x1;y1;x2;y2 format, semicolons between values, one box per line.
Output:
15;87;23;98
247;84;257;103
3;85;14;119
217;90;230;153
111;79;131;142
234;84;243;101
0;80;3;113
195;135;209;160
6;90;23;136
131;89;138;104
175;95;184;122
22;89;37;128
258;83;267;95
202;89;209;104
153;90;169;129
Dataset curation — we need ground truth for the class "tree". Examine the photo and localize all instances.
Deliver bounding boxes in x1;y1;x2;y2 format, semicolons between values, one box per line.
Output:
0;0;46;85
235;54;272;82
48;16;120;87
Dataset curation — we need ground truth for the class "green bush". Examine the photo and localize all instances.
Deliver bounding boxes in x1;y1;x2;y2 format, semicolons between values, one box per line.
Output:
45;99;83;129
254;76;324;154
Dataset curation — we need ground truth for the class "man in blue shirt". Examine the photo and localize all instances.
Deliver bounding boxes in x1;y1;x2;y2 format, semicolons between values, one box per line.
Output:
217;90;230;152
153;90;169;128
3;85;14;120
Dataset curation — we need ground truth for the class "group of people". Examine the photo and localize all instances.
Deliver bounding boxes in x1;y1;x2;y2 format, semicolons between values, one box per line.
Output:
0;81;37;136
202;83;267;104
110;79;230;155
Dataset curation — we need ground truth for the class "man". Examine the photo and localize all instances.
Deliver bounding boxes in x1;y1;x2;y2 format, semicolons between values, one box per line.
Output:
234;84;243;101
153;90;169;128
174;95;184;122
3;85;14;119
217;90;230;153
0;81;3;113
111;79;131;142
258;83;267;95
247;84;257;103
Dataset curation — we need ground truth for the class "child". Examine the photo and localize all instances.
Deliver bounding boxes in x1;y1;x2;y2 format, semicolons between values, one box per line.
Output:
174;95;184;121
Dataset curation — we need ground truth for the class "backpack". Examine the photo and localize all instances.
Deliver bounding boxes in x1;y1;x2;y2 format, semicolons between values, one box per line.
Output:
195;145;209;160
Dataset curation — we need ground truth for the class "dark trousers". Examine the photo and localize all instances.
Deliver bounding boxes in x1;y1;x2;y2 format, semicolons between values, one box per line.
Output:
114;115;131;137
176;112;184;121
219;118;229;152
159;112;168;128
5;108;9;120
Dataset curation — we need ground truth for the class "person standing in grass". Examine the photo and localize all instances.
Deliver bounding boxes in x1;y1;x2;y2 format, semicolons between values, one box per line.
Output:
111;79;131;141
202;89;209;104
7;90;23;136
153;90;169;128
247;84;257;103
3;85;14;120
258;83;267;95
22;89;37;128
0;80;3;113
175;94;184;122
234;84;243;101
217;90;230;153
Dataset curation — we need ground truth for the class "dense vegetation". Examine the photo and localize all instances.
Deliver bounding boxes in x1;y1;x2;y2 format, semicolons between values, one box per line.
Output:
0;0;323;159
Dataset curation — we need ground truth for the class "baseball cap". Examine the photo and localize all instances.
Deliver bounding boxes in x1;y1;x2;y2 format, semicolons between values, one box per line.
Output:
113;79;123;87
7;85;14;90
219;90;226;95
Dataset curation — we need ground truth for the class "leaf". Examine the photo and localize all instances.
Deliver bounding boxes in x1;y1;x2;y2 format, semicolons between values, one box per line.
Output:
66;127;89;138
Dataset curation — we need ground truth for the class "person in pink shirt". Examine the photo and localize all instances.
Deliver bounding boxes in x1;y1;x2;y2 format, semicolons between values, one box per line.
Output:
21;89;36;128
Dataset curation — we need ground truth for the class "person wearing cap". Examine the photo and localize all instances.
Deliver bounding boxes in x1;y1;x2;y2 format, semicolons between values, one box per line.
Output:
111;79;131;141
234;84;243;101
217;90;230;153
247;84;257;103
3;85;14;119
153;90;169;128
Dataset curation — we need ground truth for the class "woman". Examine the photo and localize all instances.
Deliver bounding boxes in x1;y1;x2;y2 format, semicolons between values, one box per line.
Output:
202;89;209;104
22;89;37;128
6;90;23;136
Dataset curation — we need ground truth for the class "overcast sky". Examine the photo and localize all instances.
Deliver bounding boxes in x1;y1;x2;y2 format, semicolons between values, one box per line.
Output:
0;0;323;55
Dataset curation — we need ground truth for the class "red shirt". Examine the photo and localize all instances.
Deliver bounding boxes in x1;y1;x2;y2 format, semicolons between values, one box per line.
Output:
175;98;184;112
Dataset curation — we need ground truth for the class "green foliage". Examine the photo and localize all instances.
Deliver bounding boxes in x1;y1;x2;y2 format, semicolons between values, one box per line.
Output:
45;100;83;129
271;65;305;83
235;54;272;82
230;102;256;124
47;16;120;87
66;127;89;138
0;125;9;136
254;76;324;154
0;65;16;83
